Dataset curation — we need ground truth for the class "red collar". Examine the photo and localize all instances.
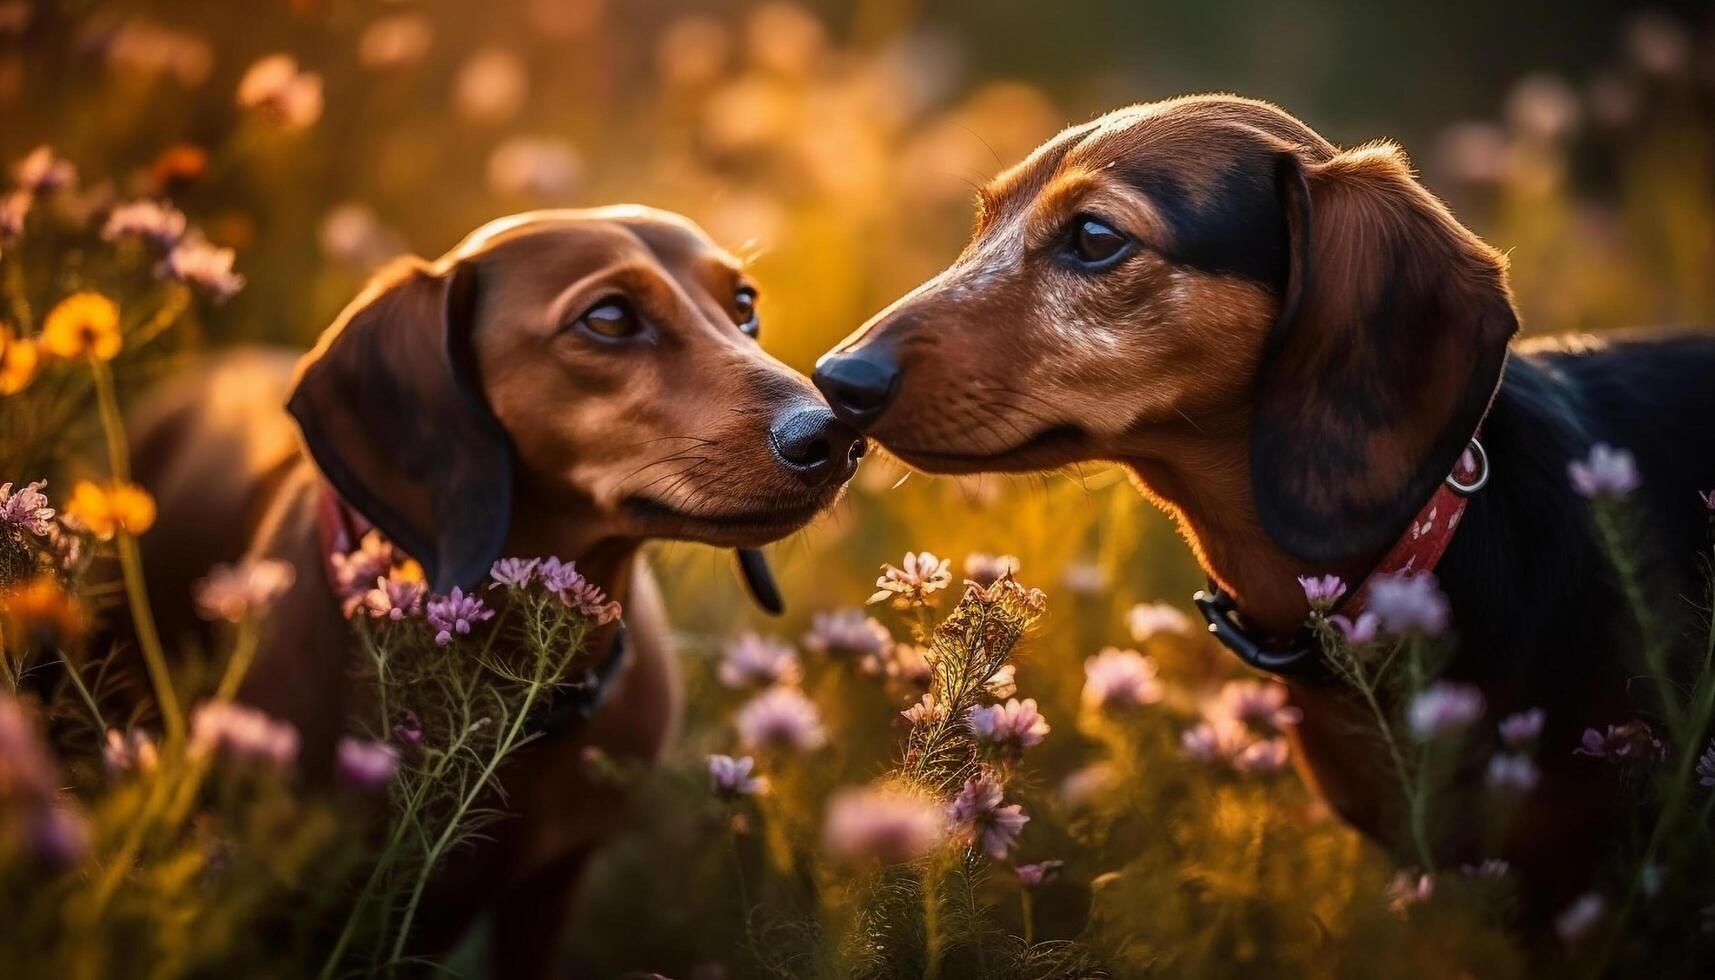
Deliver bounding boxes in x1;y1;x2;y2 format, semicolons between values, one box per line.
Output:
1195;434;1490;677
1340;435;1489;618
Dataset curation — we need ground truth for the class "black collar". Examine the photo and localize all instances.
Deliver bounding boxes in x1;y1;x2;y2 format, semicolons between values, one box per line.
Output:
534;620;629;740
1193;584;1331;681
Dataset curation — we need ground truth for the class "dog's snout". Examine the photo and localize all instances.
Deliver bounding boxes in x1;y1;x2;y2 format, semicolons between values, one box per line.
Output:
769;405;866;488
812;350;900;430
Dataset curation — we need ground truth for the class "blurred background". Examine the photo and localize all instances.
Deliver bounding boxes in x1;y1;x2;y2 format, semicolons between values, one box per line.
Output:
4;1;1715;976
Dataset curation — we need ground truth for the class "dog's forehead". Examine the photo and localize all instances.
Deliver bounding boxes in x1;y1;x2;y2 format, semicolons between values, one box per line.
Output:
454;207;734;270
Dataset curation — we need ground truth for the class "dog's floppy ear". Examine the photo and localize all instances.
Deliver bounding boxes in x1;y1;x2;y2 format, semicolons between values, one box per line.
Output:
288;257;512;593
1251;143;1517;564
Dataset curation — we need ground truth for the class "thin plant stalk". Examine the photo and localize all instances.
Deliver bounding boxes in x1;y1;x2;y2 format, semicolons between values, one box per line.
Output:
90;355;182;745
57;646;106;732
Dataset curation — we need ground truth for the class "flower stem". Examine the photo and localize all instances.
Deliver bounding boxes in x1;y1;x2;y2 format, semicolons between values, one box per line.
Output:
922;861;943;980
1595;504;1683;730
57;646;106;732
90;356;183;745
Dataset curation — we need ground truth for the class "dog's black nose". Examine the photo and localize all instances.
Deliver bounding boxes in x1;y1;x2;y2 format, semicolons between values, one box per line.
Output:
769;405;866;488
813;350;899;429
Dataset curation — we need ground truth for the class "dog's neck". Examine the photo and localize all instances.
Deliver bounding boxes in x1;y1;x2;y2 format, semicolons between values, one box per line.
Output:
1120;422;1373;638
502;504;639;615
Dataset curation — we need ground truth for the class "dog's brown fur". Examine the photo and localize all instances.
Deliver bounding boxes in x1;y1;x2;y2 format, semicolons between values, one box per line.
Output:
821;95;1524;869
132;206;848;976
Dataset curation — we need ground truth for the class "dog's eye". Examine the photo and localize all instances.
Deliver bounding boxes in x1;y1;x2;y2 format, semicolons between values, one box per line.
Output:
577;298;641;340
735;286;760;339
1069;217;1132;268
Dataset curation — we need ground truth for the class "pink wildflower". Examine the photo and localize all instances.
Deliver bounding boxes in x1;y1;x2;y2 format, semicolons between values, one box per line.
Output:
336;736;400;788
802;608;892;661
101;199;186;249
1181;716;1254;764
1486;753;1540;793
1554;892;1606;945
900;692;948;726
162;233;245;302
983;663;1018;699
13;146;75;194
947;773;1028;860
189;701;299;768
1015;860;1064;889
194;558;295;622
717;632;801;689
237;54;324;129
0;480;54;536
1232;737;1291;773
869;550;952;607
1081;647;1163;711
707;753;768;798
102;728;159;776
363;570;425;621
823;784;947;864
966;698;1050;755
1330;611;1380;644
1576;720;1666;765
1498;707;1546;749
1298;574;1347;609
1368;572;1451;636
1211;679;1302;732
735;687;826;753
1406;682;1485;740
1386;871;1435;911
1126;602;1190;641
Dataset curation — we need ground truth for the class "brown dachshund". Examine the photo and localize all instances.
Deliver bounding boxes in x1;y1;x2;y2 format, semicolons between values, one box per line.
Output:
815;95;1715;915
130;206;863;976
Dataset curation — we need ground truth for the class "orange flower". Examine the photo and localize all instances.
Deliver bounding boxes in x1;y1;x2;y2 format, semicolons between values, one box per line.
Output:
63;479;156;539
0;323;37;394
40;292;122;361
1;576;85;645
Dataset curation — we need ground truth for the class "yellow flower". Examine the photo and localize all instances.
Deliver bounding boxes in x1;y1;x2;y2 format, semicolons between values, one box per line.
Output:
0;323;38;394
64;479;156;539
1;576;85;645
41;291;122;361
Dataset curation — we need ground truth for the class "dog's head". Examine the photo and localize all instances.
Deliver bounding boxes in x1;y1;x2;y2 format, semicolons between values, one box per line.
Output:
817;95;1517;565
289;206;863;593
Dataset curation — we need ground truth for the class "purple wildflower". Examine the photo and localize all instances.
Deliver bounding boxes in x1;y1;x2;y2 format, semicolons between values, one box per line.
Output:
1576;720;1666;765
162;233;245;302
1330;611;1380;644
966;698;1051;755
425;586;495;646
1015;860;1064;889
1568;443;1640;499
536;556;580;592
801;608;893;662
14;146;76;194
189;701;299;768
1486;753;1541;793
101;199;186;249
0;480;54;536
1298;574;1347;609
1058;762;1116;809
1406;682;1485;740
363;571;426;621
1555;892;1606;945
963;552;1020;587
1126;602;1190;641
337;736;400;789
707;753;767;798
489;556;539;589
1498;707;1546;749
822;784;947;864
1081;647;1163;711
1698;741;1715;788
1368;571;1451;636
194;558;296;622
717;632;801;689
330;530;395;614
948;773;1028;860
538;558;621;623
392;710;423;746
1386;872;1435;911
735;687;826;753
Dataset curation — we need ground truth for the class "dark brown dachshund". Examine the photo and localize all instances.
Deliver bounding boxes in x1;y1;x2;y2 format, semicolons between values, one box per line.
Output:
815;95;1715;914
130;206;862;976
